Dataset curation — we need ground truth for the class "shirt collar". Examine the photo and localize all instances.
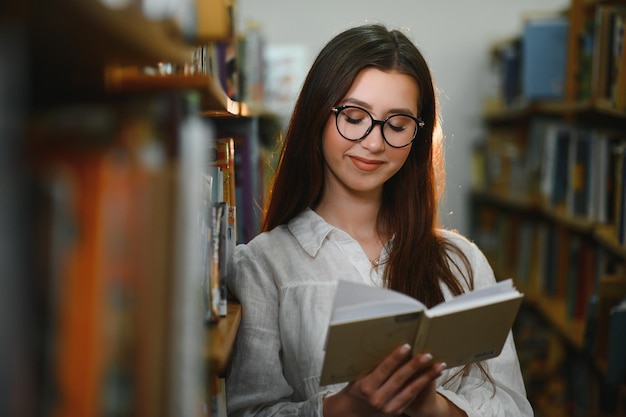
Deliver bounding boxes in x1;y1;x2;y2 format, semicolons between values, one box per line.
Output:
287;208;334;258
287;208;395;263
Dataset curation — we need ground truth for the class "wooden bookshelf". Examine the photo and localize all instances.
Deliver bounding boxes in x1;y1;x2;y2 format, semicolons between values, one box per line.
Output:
595;226;626;258
525;291;587;349
471;188;596;234
473;1;626;415
3;0;253;414
484;100;626;124
104;67;242;116
206;303;242;376
29;0;194;67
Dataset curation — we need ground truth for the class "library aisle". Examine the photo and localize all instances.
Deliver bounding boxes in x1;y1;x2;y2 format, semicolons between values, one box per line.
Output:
470;0;626;416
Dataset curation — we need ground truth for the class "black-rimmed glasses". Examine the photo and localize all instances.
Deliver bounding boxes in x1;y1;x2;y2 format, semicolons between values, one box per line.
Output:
332;105;424;148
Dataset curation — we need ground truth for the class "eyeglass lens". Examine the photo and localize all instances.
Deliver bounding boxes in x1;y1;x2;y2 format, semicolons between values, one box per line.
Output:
335;106;417;148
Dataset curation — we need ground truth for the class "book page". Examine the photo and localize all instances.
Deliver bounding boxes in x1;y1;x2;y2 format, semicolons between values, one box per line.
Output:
428;279;521;316
330;280;426;324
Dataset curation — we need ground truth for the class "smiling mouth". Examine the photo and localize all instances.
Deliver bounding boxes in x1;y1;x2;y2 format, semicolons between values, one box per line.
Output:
349;155;383;172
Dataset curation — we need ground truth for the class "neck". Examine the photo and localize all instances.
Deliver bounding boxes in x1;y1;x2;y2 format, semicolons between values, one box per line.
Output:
314;184;386;262
314;190;380;239
317;202;379;238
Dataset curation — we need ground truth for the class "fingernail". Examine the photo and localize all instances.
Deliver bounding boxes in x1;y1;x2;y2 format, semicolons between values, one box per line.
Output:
437;362;448;372
400;343;412;353
423;353;433;362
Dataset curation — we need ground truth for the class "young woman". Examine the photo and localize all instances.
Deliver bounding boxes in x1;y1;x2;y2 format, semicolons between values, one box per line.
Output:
225;24;533;417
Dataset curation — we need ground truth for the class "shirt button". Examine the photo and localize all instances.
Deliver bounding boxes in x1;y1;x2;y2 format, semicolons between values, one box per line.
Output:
351;254;361;262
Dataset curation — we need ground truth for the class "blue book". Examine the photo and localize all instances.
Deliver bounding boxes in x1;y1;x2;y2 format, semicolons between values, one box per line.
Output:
522;17;569;100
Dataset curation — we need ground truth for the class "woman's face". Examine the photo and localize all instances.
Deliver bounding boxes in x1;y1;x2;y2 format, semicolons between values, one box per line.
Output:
322;67;418;197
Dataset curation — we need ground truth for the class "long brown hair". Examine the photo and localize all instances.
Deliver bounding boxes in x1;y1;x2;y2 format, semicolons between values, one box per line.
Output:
263;24;473;306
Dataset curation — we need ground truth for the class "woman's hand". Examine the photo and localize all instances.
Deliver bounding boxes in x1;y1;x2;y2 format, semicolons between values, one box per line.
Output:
322;343;450;417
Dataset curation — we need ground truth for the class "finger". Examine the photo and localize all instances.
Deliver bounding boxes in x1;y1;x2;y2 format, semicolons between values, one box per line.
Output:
380;352;439;397
383;361;447;415
365;343;414;386
381;350;437;388
355;347;436;411
351;343;413;406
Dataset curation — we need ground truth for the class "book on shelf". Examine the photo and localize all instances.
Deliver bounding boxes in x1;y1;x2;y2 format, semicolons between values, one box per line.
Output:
590;5;626;104
545;122;565;209
41;152;107;417
591;6;615;101
531;119;625;225
209;138;236;209
169;93;214;417
566;130;591;218
36;128;181;417
576;242;599;321
232;133;263;243
608;7;625;107
525;117;553;196
495;213;517;275
614;142;626;244
521;15;569;100
588;131;611;224
133;161;177;417
319;279;524;386
210;39;239;101
578;17;596;101
205;138;237;317
606;297;626;384
497;39;522;107
515;221;534;288
540;224;560;297
215;137;238;252
615;14;626;110
591;275;626;364
201;200;228;324
565;236;583;318
208;375;228;417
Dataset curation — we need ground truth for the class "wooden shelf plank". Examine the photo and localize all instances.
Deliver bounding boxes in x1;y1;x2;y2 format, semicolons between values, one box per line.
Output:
32;0;195;67
104;67;245;115
526;291;587;349
205;302;241;376
594;226;626;258
483;99;626;124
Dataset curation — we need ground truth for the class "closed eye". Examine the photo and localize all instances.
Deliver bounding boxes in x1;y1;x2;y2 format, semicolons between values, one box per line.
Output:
342;114;366;125
387;120;411;132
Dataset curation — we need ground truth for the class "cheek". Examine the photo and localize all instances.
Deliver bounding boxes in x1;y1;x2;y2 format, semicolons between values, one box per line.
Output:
390;147;412;169
322;118;349;158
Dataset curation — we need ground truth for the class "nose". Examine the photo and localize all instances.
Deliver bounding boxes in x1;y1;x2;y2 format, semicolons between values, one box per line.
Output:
360;120;385;152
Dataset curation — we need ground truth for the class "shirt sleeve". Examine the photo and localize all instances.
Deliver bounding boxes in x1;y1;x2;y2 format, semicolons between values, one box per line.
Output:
436;233;534;417
225;243;326;417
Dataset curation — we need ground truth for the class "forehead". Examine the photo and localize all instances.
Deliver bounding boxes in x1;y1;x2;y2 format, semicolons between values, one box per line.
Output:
342;68;419;115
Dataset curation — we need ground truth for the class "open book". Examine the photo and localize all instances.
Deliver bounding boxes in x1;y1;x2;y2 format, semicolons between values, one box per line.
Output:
320;279;523;386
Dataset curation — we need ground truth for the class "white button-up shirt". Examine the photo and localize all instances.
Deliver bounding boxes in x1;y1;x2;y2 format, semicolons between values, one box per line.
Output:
226;208;533;417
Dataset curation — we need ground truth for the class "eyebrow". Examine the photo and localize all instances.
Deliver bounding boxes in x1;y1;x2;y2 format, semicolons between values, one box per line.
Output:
342;97;417;117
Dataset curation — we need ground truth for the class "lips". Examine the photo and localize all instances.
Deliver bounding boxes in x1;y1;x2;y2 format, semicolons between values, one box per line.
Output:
349;155;384;172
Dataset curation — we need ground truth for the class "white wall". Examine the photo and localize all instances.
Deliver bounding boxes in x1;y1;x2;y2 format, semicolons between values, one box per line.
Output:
238;0;569;236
